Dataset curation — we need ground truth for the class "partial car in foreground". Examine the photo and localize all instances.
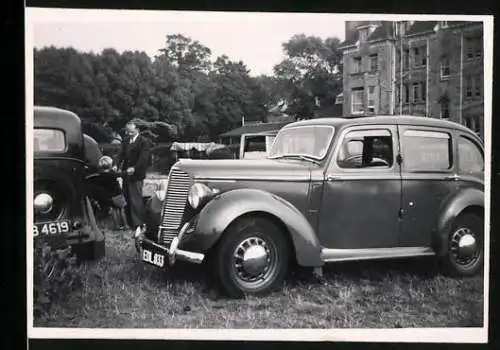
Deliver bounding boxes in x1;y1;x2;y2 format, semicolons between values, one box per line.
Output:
33;106;106;260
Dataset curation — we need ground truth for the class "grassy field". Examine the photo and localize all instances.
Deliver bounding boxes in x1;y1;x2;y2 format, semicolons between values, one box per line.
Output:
34;223;484;329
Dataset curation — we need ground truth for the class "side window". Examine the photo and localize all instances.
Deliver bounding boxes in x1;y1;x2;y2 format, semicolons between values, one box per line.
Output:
337;129;394;169
402;130;452;171
458;136;484;173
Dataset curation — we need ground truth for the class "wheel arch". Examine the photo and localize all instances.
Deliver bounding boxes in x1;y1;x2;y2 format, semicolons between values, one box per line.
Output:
434;187;484;257
212;210;298;266
194;188;323;267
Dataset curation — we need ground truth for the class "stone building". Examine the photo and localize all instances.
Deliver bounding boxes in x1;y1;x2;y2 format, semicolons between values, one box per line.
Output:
339;20;484;139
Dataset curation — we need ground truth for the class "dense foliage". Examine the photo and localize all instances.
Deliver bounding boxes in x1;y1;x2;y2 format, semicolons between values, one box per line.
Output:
34;33;343;143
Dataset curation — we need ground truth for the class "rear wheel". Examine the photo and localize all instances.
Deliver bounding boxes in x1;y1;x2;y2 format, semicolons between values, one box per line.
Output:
440;212;483;277
211;217;289;298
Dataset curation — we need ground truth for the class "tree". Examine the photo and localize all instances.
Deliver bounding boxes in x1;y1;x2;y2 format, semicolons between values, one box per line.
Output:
210;55;268;136
273;34;343;119
159;34;212;73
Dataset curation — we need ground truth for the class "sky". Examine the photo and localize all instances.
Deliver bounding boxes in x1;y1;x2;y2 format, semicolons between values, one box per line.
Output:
30;10;346;77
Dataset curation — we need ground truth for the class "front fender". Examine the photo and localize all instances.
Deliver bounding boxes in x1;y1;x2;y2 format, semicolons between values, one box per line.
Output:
434;187;484;256
194;188;323;267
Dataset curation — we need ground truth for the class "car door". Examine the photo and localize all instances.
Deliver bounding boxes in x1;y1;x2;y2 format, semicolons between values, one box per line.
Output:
398;125;460;247
317;124;402;249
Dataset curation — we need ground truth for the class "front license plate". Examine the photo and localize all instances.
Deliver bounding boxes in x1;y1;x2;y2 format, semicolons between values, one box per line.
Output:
33;220;71;238
142;246;166;268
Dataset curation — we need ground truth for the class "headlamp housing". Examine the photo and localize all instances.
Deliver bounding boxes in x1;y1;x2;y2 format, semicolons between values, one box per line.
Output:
188;183;218;209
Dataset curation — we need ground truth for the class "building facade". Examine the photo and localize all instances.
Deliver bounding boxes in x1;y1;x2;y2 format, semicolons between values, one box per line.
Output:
339;21;484;139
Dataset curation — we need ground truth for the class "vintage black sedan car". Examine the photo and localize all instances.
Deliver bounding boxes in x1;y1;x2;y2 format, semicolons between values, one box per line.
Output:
33;106;105;260
135;115;485;297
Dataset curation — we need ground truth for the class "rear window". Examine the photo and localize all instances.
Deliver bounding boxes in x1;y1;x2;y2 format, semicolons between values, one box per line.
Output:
402;130;452;171
34;129;66;153
458;136;484;173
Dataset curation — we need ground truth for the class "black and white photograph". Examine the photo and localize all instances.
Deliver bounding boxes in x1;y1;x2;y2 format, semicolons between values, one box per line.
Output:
26;8;493;343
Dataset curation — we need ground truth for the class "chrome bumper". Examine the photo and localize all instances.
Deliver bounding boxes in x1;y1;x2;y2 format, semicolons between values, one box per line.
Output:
134;222;205;266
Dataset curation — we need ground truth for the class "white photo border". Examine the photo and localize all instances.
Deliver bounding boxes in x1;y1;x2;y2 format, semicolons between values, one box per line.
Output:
25;8;493;344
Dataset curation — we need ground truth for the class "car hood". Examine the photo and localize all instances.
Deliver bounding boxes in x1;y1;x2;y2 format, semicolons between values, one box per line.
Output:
174;158;312;182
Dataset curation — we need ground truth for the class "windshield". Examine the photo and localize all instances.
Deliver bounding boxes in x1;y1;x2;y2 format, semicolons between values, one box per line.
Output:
268;125;335;160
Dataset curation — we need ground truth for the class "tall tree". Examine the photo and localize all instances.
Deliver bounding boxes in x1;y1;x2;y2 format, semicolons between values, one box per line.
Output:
273;34;343;119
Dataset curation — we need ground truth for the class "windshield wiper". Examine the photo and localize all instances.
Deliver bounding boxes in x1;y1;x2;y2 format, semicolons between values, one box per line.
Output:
269;154;320;165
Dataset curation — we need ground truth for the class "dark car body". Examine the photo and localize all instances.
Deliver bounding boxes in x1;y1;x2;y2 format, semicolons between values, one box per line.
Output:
33;106;105;260
135;115;485;297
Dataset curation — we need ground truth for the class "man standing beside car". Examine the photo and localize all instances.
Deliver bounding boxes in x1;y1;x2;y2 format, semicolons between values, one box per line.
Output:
116;121;151;235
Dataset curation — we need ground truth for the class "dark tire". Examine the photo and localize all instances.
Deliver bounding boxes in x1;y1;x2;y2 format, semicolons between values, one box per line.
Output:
211;216;290;298
440;212;483;277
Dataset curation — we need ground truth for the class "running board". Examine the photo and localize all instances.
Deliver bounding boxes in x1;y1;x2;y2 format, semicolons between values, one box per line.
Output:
320;246;435;263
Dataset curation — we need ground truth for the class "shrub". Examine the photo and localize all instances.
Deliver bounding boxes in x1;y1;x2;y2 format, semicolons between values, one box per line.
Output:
33;239;84;317
151;143;176;174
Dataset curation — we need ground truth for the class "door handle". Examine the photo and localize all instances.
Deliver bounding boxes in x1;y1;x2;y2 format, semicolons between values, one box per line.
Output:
444;174;460;181
326;174;341;181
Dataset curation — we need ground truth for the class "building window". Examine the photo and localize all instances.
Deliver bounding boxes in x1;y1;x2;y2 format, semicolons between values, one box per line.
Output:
466;37;483;59
411;82;426;103
465;76;473;98
440;58;450;78
352;57;362;74
351;88;364;113
412;83;420;102
465;75;482;99
463;115;480;134
369;54;378;72
421;82;426;102
404;84;410;103
440;102;450;119
368;86;376;111
403;49;409;70
475;76;481;97
413;46;427;67
335;93;344;105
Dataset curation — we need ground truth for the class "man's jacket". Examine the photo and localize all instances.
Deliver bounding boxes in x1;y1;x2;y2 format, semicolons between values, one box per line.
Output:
117;134;151;181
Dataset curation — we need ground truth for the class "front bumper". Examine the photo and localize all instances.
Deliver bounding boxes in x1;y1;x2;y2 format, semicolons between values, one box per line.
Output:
134;222;205;268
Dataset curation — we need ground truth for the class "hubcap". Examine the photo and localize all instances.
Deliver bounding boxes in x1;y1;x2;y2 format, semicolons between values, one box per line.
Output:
242;244;268;275
451;227;480;267
232;236;277;288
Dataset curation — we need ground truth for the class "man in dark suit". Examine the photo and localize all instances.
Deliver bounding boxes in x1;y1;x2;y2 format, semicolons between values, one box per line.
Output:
116;121;151;233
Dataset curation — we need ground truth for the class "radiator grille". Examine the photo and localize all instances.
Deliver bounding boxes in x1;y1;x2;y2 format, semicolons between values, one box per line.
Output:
158;167;192;245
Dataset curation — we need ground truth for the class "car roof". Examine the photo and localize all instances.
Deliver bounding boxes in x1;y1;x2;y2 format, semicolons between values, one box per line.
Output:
284;115;479;137
33;105;83;144
34;105;80;121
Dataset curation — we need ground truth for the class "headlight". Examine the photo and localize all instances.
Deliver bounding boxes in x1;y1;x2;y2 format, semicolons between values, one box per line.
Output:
154;180;168;202
34;193;53;214
188;183;215;209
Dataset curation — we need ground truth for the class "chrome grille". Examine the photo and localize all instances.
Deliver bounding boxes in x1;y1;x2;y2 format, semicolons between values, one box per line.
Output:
158;167;192;245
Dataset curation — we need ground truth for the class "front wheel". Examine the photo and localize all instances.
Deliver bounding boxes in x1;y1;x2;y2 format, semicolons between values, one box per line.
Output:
211;217;290;298
440;212;484;277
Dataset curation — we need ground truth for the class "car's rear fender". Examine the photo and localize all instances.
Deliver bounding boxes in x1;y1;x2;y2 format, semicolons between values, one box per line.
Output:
434;187;484;256
193;188;324;267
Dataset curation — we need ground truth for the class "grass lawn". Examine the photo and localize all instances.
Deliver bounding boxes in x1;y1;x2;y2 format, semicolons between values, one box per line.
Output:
34;224;484;329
